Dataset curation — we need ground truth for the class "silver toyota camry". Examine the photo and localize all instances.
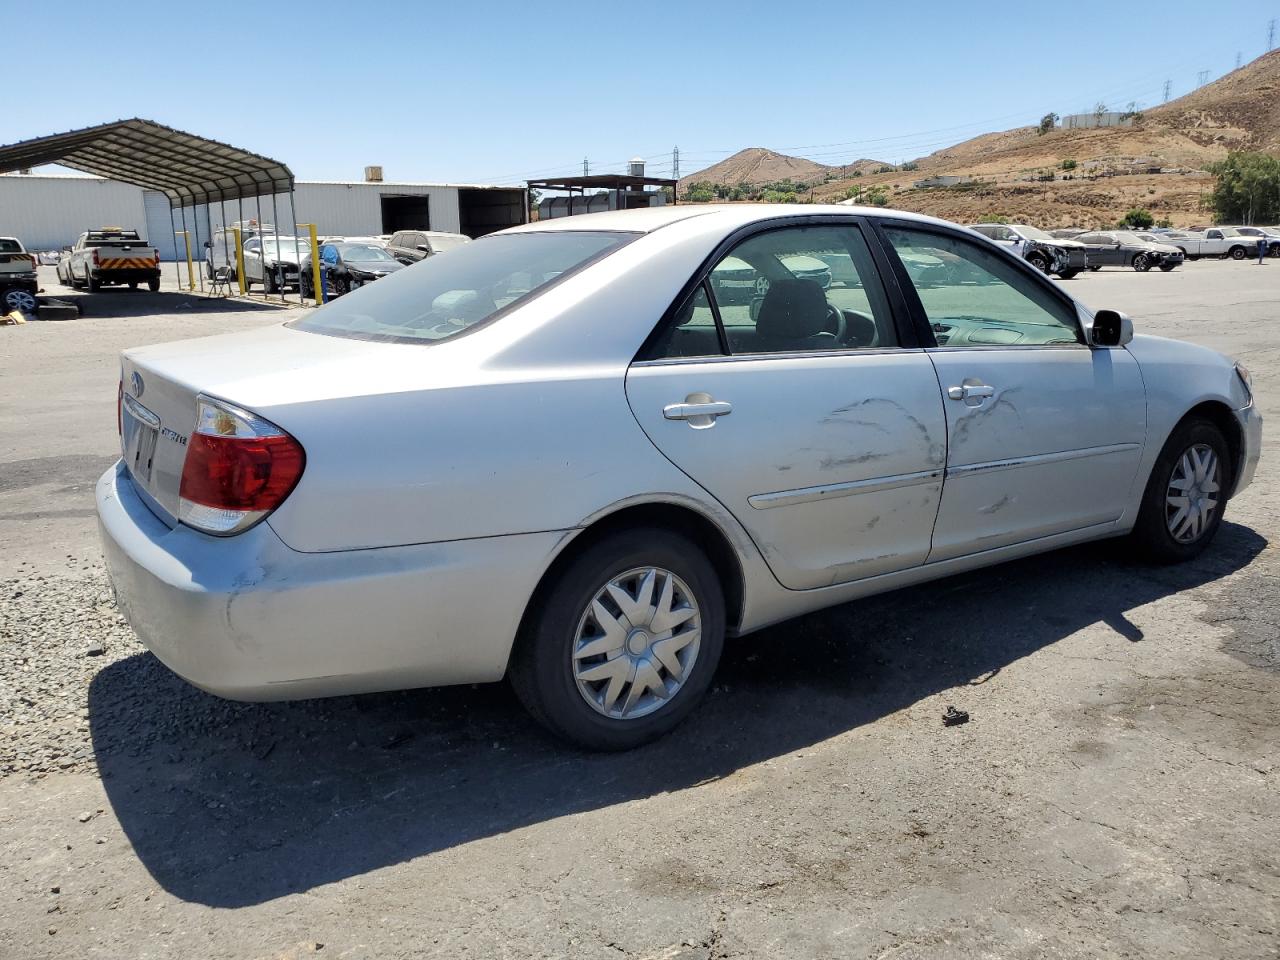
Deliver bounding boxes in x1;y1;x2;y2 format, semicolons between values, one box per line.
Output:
98;205;1262;750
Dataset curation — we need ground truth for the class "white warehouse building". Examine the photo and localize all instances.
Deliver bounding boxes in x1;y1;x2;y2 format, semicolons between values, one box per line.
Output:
0;173;527;259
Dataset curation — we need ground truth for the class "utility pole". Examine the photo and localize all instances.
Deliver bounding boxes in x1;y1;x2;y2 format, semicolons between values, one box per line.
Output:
583;158;589;176
1163;79;1171;102
1196;70;1209;88
1235;51;1242;69
672;146;680;181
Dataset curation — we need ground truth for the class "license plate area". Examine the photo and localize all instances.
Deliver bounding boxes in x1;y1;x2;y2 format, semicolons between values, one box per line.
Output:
121;394;161;484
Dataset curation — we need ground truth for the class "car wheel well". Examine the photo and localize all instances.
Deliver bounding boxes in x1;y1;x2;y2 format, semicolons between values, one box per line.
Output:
517;503;745;648
1174;401;1242;490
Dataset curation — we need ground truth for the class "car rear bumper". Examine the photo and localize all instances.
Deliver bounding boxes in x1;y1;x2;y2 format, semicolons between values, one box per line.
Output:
90;267;161;281
97;462;566;701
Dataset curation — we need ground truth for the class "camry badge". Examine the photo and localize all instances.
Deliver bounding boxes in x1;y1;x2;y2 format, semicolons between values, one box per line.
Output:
130;371;144;398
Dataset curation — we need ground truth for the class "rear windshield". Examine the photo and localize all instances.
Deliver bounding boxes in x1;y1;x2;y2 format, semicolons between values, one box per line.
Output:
290;231;634;344
0;239;22;253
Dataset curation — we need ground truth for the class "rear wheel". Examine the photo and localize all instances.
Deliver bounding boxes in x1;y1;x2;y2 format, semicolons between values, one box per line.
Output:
87;273;101;291
510;528;725;751
148;278;160;292
1130;418;1231;563
127;281;138;290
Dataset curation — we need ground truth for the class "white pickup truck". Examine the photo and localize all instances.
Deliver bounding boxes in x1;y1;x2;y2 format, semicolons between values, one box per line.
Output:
61;228;161;291
1169;227;1256;260
0;236;39;312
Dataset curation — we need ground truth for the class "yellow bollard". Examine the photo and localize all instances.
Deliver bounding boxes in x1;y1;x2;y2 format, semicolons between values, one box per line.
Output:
297;223;323;306
233;227;246;296
175;230;194;291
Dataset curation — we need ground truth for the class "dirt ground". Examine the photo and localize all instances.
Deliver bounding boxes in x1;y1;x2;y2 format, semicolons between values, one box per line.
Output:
0;261;1277;959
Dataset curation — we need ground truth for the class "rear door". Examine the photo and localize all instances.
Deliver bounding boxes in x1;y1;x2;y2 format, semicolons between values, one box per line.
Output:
625;219;948;590
876;221;1146;562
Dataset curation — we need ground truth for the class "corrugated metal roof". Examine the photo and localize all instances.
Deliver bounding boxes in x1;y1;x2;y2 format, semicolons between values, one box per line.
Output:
0;119;293;205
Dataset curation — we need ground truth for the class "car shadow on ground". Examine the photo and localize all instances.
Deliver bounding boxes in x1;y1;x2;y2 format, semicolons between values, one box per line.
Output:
88;522;1266;907
44;285;293;319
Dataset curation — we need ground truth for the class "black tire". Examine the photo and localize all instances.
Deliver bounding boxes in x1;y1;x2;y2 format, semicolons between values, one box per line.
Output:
1159;263;1177;272
1229;246;1246;260
1088;264;1101;271
127;281;138;290
148;278;160;292
1027;253;1050;273
87;273;101;292
509;528;726;751
1133;253;1151;272
1130;418;1232;564
1056;269;1081;279
264;266;279;294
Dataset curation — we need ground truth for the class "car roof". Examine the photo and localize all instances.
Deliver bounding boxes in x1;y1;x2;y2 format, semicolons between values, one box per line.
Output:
502;203;956;236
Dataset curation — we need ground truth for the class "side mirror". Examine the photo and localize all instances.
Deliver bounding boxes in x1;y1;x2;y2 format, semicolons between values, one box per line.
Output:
1092;309;1133;347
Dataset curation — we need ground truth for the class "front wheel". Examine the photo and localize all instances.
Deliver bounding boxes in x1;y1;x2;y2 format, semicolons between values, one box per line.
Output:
1130;418;1231;563
509;528;725;751
1159;263;1177;272
1027;253;1050;273
1229;246;1247;260
264;267;279;294
1133;254;1151;272
1087;264;1101;271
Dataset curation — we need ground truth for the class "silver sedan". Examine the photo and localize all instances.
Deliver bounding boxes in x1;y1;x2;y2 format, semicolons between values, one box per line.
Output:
98;205;1262;750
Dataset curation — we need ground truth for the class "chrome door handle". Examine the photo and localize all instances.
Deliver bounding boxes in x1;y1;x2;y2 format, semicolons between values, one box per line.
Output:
947;384;994;401
664;400;733;420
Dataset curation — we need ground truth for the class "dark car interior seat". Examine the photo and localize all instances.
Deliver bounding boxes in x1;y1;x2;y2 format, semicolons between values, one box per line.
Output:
747;278;834;352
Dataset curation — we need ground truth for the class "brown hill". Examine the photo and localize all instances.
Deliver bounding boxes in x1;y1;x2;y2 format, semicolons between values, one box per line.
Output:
679;147;885;188
681;50;1280;226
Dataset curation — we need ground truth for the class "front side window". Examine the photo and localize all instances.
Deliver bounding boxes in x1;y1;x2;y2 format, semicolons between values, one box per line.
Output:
290;230;633;344
673;223;897;358
883;225;1082;347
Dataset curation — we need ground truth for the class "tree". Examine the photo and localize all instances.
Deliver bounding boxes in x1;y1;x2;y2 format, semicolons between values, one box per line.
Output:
1061;158;1077;171
864;186;890;206
1093;101;1108;125
1121;208;1155;229
1208;151;1280;224
683;181;716;203
1038;112;1059;135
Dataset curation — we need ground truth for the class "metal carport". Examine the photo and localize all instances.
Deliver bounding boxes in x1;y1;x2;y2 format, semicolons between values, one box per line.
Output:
0;118;307;300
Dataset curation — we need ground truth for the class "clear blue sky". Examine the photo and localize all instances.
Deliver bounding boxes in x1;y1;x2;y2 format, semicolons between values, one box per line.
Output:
7;1;1276;184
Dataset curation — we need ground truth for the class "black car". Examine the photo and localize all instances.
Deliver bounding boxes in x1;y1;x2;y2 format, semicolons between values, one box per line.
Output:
384;230;470;265
300;241;404;299
1073;231;1183;272
968;223;1088;278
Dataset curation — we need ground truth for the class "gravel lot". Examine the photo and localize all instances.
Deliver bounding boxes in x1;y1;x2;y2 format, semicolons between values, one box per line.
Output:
1;260;1277;959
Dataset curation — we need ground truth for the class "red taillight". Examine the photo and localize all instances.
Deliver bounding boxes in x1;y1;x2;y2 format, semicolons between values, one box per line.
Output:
117;377;123;435
93;249;100;266
178;397;305;535
153;248;160;266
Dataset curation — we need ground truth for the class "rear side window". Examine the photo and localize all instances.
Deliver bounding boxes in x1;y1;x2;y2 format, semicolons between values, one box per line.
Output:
290;231;634;344
0;239;21;253
883;225;1082;346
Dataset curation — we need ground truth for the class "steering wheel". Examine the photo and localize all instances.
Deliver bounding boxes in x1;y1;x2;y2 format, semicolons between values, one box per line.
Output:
823;302;847;342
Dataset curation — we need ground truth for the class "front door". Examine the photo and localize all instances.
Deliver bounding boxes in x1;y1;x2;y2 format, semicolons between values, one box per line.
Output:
626;221;948;590
878;223;1147;562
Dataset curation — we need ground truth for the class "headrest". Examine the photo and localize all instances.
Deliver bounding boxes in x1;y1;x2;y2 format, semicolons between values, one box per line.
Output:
755;278;828;341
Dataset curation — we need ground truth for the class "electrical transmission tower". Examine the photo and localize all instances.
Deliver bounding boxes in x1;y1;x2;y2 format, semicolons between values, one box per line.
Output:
583;158;589;176
1162;79;1171;102
1236;51;1242;69
672;146;680;181
1196;70;1209;87
1269;18;1276;51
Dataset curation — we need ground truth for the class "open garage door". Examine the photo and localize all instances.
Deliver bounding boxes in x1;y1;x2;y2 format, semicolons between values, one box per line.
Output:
458;188;526;238
380;195;432;233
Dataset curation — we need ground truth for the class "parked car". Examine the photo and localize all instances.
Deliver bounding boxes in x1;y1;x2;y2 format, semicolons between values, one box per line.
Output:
61;228;161;291
385;230;471;264
99;205;1261;750
240;236;312;293
1229;226;1280;257
1170;227;1254;260
1049;229;1085;240
299;241;404;299
0;236;39;313
968;223;1088;278
1073;231;1184;271
710;253;831;304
